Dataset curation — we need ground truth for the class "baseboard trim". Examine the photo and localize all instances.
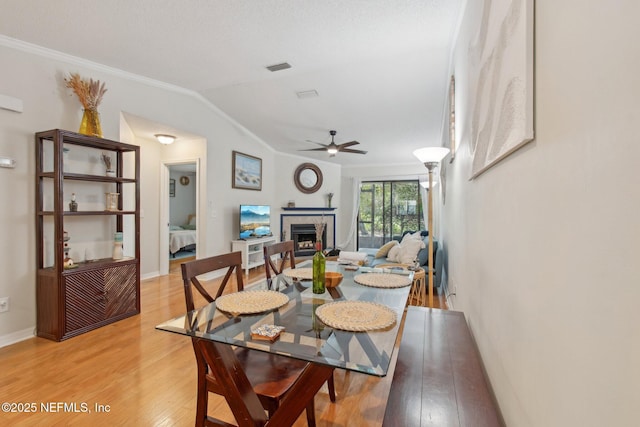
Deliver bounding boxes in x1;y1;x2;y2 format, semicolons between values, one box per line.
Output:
0;327;35;349
141;271;160;281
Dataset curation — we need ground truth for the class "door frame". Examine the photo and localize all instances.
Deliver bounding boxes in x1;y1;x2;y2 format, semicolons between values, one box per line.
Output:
159;158;201;276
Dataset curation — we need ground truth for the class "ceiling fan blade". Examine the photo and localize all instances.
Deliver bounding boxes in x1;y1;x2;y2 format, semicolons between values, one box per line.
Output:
299;147;330;152
304;139;328;147
340;148;368;154
338;140;360;149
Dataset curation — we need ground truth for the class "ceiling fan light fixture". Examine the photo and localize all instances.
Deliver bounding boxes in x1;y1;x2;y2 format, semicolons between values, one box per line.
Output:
155;134;176;145
327;145;339;155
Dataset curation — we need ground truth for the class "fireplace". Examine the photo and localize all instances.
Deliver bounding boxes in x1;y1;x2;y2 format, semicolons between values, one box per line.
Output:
281;213;335;255
291;224;326;257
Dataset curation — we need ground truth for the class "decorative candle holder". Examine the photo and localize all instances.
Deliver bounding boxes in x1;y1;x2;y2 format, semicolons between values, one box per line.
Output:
113;232;123;260
105;192;119;211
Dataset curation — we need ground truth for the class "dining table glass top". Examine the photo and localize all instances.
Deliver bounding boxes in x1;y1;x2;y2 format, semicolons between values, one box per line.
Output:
156;261;413;377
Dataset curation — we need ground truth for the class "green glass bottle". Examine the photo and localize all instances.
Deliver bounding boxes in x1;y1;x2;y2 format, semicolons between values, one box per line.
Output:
312;242;326;294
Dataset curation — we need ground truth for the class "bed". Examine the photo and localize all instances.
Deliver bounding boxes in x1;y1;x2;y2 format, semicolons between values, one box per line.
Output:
169;214;197;256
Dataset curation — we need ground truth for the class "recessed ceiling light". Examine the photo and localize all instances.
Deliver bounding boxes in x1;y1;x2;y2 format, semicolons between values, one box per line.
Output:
266;62;292;72
155;134;176;145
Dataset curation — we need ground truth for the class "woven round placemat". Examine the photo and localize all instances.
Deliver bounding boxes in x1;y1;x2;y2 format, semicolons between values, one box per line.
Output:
215;290;289;315
315;301;396;331
354;273;412;288
282;267;313;280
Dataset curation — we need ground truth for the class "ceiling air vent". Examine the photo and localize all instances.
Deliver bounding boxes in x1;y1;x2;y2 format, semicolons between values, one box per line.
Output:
296;90;319;99
266;62;292;72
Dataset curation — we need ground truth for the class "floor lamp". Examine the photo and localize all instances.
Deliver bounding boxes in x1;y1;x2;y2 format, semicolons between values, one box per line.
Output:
413;147;449;308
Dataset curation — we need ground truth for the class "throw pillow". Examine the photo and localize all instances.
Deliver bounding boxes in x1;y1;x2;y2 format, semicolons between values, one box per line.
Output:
375;240;399;258
401;231;422;244
397;238;425;264
417;239;438;266
386;244;402;262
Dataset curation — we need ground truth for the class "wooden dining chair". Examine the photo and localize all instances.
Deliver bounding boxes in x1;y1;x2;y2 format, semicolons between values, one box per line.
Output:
181;252;319;427
263;241;337;403
263;240;297;280
193;337;334;427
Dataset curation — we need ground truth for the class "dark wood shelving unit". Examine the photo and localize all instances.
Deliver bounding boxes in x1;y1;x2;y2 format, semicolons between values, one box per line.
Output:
35;129;140;341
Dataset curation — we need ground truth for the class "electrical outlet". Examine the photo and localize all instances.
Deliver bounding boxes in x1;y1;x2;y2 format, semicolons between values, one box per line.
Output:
0;297;9;313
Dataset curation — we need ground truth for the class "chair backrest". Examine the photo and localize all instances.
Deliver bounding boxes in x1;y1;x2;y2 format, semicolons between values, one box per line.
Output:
181;251;244;311
263;240;296;280
194;337;329;427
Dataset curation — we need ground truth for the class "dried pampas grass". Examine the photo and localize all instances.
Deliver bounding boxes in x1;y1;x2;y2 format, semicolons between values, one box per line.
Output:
65;73;107;110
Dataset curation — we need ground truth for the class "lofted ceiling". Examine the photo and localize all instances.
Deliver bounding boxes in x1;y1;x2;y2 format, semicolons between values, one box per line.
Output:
0;0;464;166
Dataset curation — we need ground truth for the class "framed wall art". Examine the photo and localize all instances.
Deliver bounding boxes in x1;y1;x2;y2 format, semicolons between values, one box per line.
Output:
232;151;262;191
468;0;535;178
449;75;456;162
169;179;175;197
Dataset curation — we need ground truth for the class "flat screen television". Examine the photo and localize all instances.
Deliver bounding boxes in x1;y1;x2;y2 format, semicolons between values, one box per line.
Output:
239;205;271;239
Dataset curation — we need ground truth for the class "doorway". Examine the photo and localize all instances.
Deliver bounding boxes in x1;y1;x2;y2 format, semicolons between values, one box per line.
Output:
159;159;200;276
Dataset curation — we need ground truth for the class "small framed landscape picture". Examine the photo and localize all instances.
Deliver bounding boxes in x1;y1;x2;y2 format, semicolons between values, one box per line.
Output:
169;179;176;197
232;151;262;191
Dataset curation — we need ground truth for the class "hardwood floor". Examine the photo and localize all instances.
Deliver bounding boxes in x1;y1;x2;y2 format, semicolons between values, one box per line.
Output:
0;262;445;426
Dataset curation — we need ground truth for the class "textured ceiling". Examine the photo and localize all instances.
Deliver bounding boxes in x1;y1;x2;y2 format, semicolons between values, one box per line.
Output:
0;0;464;166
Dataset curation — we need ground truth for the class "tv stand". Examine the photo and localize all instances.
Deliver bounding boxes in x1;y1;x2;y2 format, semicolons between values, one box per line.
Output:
231;235;277;276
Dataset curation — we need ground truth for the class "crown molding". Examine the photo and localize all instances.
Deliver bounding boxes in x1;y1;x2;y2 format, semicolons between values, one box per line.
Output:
0;34;273;152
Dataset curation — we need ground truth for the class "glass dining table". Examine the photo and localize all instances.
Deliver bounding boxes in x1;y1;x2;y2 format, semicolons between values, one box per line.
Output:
156;260;413;377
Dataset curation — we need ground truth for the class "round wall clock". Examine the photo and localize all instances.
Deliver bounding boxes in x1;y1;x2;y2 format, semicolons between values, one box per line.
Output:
180;176;190;185
294;163;323;194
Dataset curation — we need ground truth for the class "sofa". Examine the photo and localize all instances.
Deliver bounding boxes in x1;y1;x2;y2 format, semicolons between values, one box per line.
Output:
359;230;443;289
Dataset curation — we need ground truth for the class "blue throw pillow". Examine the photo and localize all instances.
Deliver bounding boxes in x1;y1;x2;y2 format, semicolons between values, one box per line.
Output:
417;238;437;266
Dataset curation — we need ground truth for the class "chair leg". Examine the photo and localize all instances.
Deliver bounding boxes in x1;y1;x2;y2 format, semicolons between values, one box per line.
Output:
195;369;208;427
328;372;337;403
305;397;316;427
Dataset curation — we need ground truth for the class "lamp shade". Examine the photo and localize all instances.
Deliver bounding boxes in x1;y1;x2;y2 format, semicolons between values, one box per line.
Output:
419;181;438;189
155;134;176;145
413;147;450;164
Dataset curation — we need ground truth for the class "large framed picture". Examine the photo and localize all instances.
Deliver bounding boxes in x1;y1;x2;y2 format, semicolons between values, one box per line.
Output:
232;151;262;191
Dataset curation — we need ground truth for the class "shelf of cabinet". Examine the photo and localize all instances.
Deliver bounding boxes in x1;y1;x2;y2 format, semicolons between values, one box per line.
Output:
38;210;137;216
38;172;136;183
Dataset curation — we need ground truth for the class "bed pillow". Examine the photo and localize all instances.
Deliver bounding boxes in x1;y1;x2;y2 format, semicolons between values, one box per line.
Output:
182;224;196;230
169;225;183;231
375;240;399;258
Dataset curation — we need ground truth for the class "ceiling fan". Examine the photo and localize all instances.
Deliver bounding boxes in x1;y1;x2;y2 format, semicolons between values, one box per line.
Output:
300;130;367;157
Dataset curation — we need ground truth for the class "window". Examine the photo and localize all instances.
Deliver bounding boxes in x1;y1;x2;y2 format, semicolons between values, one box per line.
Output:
358;180;424;249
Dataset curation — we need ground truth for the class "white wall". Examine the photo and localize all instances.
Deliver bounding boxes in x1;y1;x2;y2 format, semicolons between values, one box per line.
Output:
0;39;274;343
443;1;640;426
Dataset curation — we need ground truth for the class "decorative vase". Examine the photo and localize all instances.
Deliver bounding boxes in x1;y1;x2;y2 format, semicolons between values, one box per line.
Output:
113;232;123;260
69;193;78;212
105;192;119;211
79;108;103;138
312;242;326;294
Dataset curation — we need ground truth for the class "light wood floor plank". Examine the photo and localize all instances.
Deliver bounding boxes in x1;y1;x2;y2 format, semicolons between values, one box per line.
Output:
0;263;445;426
